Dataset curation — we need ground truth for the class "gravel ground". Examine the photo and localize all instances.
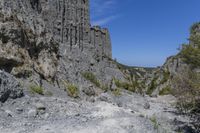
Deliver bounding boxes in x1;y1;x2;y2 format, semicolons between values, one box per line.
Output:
0;91;191;133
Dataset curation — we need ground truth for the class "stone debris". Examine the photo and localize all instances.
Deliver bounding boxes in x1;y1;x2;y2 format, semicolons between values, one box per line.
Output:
0;70;23;103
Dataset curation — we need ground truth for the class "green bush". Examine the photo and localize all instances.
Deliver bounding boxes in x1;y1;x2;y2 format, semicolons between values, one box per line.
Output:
30;85;44;95
66;84;79;98
146;77;158;95
101;84;109;92
150;116;159;130
179;30;200;68
160;70;170;84
190;22;200;34
82;72;100;87
159;86;172;95
114;79;134;91
172;69;200;131
180;44;200;68
45;91;53;96
112;88;121;96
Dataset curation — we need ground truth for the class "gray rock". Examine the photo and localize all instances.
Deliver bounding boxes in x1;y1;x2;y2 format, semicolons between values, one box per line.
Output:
111;79;117;91
16;108;23;114
0;70;23;103
82;86;95;96
98;93;110;102
144;102;150;109
28;109;37;118
35;103;46;111
5;110;13;117
0;0;126;94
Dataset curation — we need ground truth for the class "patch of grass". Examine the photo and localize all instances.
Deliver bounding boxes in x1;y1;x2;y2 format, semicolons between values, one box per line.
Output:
82;72;100;87
146;77;158;95
30;85;44;95
150;116;159;130
159;86;172;95
101;84;110;92
65;84;79;98
112;88;121;96
45;91;53;96
160;70;170;85
114;79;134;92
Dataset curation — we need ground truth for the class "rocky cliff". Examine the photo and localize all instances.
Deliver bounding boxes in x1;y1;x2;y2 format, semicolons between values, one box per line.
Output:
0;0;124;95
0;1;198;133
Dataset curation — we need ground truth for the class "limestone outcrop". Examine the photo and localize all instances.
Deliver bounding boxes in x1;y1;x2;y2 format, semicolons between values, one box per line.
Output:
0;70;23;103
0;0;124;91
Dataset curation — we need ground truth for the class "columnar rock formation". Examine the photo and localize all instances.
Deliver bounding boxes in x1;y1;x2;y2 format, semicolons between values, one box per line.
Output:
0;0;122;91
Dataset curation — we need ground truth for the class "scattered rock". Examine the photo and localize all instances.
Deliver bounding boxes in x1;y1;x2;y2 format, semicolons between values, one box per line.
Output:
16;108;23;114
144;101;150;109
98;93;109;102
5;110;13;117
28;109;37;118
42;113;50;119
35;103;46;111
110;80;117;91
117;102;123;107
83;86;95;96
0;70;24;103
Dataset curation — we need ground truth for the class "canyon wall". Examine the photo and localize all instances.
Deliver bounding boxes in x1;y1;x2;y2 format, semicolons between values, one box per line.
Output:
0;0;123;91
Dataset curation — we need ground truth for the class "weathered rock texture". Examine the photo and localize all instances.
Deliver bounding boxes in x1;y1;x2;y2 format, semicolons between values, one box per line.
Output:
0;70;23;102
0;0;123;91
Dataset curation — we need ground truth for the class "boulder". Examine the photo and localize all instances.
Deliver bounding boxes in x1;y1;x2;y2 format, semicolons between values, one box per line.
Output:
82;86;95;96
0;70;23;102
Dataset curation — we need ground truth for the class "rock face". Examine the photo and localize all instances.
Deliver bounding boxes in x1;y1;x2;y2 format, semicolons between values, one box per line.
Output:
0;0;124;90
0;70;23;102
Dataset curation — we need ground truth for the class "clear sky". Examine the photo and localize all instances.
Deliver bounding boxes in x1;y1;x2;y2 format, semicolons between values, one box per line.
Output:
90;0;200;67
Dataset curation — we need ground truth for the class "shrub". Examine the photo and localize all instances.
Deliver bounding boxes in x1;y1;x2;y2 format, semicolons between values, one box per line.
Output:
179;30;200;68
112;88;121;96
159;86;172;96
101;84;109;92
180;44;200;68
150;116;159;130
30;85;44;95
114;79;134;92
146;77;158;95
172;69;200;131
82;72;100;87
65;84;79;98
45;91;53;96
160;70;170;84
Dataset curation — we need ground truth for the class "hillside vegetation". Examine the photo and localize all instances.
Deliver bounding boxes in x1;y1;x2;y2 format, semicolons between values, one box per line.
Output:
173;22;200;131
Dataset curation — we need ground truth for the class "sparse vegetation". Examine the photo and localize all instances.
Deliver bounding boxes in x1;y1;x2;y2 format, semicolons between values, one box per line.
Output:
159;86;172;95
30;85;44;95
114;78;135;92
172;69;200;131
112;88;121;96
172;23;200;132
150;116;159;130
179;30;200;68
101;84;110;92
160;70;170;84
45;91;53;96
66;84;79;98
180;44;200;68
82;72;101;87
147;77;158;95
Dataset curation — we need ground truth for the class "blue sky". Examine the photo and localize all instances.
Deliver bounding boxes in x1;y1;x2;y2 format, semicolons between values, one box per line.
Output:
90;0;200;67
